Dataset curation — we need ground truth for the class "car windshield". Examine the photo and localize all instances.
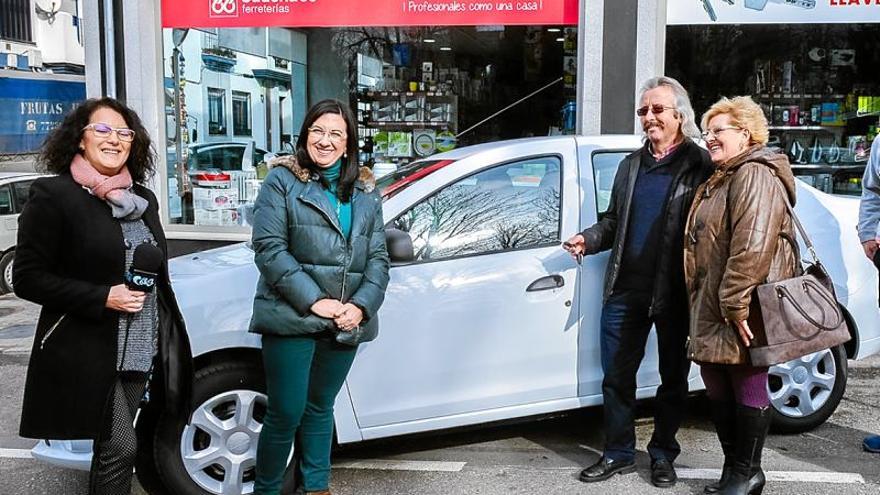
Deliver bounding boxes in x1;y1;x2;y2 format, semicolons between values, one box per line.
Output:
378;159;456;199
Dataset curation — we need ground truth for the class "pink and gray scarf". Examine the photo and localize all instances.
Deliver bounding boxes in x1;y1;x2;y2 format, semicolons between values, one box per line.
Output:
70;154;148;220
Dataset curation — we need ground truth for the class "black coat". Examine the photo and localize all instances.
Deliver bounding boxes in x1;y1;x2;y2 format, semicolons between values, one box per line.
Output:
579;138;714;315
14;171;193;440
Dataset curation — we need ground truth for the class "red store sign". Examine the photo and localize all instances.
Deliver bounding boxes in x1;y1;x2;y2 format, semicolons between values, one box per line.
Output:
162;0;579;28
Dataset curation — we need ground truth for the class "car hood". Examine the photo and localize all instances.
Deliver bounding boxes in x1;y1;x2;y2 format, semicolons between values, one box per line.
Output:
169;242;255;283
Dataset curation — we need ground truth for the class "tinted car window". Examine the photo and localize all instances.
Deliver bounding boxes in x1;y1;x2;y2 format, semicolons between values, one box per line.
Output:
592;152;629;216
12;180;34;213
0;185;13;215
188;146;246;171
392;156;561;261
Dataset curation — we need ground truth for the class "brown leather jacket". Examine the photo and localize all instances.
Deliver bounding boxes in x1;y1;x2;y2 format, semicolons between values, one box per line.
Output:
683;145;800;365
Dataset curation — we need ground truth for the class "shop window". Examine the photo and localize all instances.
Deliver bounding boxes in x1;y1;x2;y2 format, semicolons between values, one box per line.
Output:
666;23;879;197
207;88;226;136
391;156;561;262
0;0;32;43
591;152;629;216
232;91;252;136
162;23;578;232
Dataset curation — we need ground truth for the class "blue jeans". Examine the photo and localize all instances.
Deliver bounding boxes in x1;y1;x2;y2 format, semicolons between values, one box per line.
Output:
600;289;690;463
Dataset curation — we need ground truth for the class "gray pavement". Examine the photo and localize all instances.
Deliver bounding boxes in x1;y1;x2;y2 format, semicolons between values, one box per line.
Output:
1;292;879;494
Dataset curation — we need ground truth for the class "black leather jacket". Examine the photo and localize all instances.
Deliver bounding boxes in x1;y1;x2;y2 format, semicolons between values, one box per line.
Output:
580;138;713;315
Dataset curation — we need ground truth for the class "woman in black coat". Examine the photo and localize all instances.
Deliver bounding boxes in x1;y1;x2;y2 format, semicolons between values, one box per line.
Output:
14;97;193;495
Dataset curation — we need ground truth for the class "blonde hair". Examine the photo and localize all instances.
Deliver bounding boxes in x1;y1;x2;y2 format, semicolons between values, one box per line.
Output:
701;96;769;146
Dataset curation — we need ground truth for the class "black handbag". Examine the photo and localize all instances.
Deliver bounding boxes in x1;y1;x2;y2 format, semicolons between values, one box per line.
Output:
747;186;851;367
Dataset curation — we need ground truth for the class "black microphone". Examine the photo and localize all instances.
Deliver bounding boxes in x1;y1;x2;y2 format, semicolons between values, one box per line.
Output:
874;248;880;271
125;243;163;293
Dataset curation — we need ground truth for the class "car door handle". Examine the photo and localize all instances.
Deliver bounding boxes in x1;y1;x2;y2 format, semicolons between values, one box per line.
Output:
526;275;565;292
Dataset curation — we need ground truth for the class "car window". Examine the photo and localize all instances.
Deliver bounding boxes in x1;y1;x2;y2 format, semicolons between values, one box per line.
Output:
12;180;34;213
189;146;246;172
592;151;629;216
254;148;266;166
392;156;561;261
0;185;13;215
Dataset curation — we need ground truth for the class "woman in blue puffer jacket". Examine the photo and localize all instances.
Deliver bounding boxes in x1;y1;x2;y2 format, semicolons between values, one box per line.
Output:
250;99;390;495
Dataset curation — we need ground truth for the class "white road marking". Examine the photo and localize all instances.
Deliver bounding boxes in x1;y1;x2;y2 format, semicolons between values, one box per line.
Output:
678;468;865;484
0;448;33;459
335;459;466;472
0;445;868;485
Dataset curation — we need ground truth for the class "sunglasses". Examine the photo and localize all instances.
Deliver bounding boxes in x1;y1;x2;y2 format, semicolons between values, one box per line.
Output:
82;123;136;142
636;104;677;117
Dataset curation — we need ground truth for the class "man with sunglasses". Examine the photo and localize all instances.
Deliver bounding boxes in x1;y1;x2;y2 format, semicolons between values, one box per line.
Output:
564;76;713;488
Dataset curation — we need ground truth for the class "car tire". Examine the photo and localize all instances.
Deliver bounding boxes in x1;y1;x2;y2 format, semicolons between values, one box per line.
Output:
0;250;14;294
768;344;847;434
135;401;169;494
154;361;266;495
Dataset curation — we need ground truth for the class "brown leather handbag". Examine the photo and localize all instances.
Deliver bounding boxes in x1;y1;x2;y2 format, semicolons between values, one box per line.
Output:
747;189;851;367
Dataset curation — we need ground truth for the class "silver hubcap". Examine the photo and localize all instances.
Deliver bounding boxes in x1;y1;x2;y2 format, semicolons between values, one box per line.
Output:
768;349;836;418
180;389;266;495
4;257;12;289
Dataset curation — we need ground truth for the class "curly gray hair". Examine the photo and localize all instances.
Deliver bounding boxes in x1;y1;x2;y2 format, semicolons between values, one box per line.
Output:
638;76;701;141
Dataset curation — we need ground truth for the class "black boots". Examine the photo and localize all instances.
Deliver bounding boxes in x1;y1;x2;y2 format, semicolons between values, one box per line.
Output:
704;401;736;494
717;405;772;495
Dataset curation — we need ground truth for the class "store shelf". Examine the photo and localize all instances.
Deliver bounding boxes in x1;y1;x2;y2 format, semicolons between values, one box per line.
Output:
840;110;880;120
367;121;452;128
768;125;841;131
791;164;866;173
364;90;454;98
757;93;846;100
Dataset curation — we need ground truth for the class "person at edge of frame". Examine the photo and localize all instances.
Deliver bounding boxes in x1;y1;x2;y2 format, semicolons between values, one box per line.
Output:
856;133;880;455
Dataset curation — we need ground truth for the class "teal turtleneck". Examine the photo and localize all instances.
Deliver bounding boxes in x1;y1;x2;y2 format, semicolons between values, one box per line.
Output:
321;159;352;239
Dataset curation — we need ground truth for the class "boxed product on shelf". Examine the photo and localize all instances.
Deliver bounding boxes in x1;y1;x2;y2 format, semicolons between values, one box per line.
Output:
193;186;240;211
424;101;449;122
820;102;844;126
387;131;412;157
402;95;424;122
373;100;400;122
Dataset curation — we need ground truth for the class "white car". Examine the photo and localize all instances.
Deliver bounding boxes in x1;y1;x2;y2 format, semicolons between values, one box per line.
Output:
33;136;880;495
0;172;42;294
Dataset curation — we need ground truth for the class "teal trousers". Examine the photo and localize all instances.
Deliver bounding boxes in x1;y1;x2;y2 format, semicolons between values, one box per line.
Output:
254;335;357;494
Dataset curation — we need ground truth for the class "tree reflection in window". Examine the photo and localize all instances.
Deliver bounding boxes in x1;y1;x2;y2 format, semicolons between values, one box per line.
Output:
394;157;561;261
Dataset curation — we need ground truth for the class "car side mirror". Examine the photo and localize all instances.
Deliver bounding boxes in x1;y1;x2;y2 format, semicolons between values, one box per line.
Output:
385;228;414;264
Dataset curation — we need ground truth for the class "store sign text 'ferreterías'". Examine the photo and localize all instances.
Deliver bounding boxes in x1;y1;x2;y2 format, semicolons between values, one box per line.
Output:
163;0;578;27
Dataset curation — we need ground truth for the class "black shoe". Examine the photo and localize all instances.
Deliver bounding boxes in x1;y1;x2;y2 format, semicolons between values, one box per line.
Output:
650;459;677;488
578;456;636;483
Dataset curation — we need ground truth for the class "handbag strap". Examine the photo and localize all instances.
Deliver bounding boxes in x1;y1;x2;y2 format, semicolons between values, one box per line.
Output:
775;279;844;334
772;177;821;265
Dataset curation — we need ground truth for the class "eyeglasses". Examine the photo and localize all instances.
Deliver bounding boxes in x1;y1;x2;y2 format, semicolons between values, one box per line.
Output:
308;126;347;144
701;125;742;139
82;123;136;142
636;104;677;117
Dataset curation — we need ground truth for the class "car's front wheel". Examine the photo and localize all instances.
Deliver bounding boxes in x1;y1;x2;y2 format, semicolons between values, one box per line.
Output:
0;250;15;294
154;362;267;495
768;344;847;433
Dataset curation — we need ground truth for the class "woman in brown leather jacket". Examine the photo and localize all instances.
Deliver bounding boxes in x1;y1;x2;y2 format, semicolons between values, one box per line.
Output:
684;96;798;495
